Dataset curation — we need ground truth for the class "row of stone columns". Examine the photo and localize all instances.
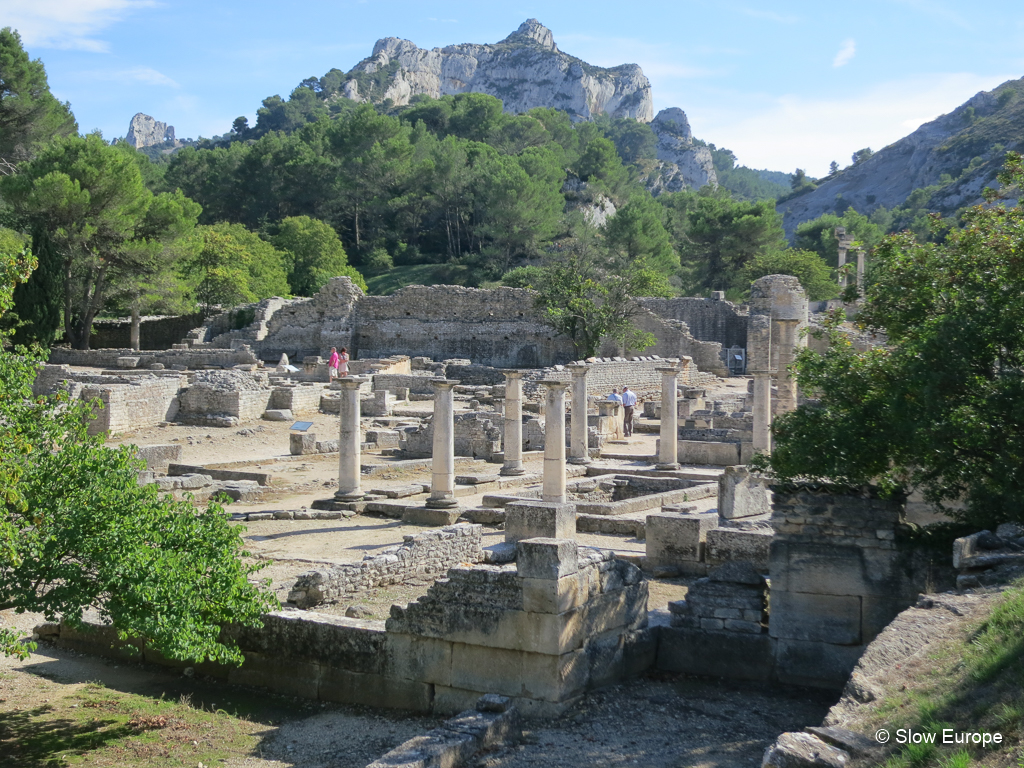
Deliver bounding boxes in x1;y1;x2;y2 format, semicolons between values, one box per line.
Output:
335;361;690;507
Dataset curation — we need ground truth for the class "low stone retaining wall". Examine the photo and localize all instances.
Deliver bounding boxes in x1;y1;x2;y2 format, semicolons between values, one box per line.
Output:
287;524;484;608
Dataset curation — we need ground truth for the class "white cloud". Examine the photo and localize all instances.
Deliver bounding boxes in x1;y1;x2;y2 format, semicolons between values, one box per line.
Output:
739;8;801;24
833;39;856;68
4;0;157;52
692;73;1013;176
79;67;179;87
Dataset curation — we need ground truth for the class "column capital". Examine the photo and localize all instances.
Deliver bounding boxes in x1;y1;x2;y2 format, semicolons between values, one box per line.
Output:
430;378;459;390
539;379;569;390
336;376;369;389
568;363;590;376
655;365;681;375
503;370;525;381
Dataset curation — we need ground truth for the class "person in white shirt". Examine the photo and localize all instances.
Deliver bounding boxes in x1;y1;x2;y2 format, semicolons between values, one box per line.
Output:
621;386;638;437
608;388;623;404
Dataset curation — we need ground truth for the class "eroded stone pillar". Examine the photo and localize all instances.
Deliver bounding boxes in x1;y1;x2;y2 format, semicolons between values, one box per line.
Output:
541;380;568;503
427;378;459;509
501;371;526;476
656;363;681;470
856;249;866;292
334;377;368;501
568;364;590;465
775;318;799;414
749;314;773;454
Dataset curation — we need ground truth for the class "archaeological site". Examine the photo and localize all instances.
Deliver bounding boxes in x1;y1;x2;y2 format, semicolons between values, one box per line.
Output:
13;269;1018;768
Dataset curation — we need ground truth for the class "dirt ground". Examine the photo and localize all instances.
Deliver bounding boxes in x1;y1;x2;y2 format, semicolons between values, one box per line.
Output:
2;374;783;766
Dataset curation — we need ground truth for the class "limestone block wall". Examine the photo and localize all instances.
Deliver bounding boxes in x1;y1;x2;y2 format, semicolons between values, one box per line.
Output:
401;412;504;459
80;377;182;436
599;308;728;376
355;286;570;369
637;297;748;349
768;485;920;688
288;525;484;608
178;387;272;424
270;383;326;415
45;538;654;718
49;346;259;370
523;358;687;403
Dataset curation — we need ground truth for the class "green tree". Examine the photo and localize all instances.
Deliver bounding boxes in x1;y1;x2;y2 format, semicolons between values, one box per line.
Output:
0;259;275;660
793;208;885;268
1;136;201;348
742;248;838;301
661;188;788;294
756;153;1024;529
603;194;677;276
183;223;290;311
0;27;77;168
271;215;366;295
533;216;672;358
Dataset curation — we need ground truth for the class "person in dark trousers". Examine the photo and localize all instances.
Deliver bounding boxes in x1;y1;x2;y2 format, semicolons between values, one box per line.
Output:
621;386;637;437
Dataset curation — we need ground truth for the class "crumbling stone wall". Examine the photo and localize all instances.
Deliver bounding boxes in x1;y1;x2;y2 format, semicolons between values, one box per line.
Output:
178;370;272;426
638;297;748;349
49;346;259;370
288;525;484;608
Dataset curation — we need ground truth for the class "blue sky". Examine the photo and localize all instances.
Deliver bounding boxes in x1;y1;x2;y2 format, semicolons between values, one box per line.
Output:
6;0;1023;177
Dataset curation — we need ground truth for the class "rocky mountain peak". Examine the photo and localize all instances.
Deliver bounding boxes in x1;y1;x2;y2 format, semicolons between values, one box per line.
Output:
125;113;175;148
652;108;693;144
500;19;558;52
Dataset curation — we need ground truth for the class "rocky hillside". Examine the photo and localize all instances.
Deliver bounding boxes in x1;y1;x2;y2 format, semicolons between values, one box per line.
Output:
779;77;1024;236
341;19;653;122
643;108;717;193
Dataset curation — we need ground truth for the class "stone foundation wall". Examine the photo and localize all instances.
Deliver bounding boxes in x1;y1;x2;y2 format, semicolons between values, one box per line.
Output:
80;377;182;436
49;346;259;370
178;387;272;424
269;383;327;415
288;524;484;608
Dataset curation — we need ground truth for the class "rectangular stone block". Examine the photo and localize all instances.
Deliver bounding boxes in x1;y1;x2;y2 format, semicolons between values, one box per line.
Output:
774;639;864;689
521;574;586;614
450;644;589;703
678;440;742;467
705;528;771;570
402;507;463;526
318;667;433;711
718;465;771;519
504;501;575;543
386;634;453;686
645;511;718;568
656;626;775;682
227;652;321;699
516;538;579;580
769;540;906;598
769;591;862;645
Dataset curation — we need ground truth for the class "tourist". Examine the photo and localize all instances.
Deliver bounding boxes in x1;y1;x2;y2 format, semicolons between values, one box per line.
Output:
338;347;349;377
328;347;340;380
607;388;623;404
621;386;638;437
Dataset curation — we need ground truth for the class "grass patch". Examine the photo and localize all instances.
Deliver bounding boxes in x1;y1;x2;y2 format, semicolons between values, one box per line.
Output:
870;579;1024;768
365;263;479;295
0;681;265;767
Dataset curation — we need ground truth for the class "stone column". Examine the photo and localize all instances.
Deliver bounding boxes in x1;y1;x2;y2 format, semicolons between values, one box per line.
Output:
835;226;849;290
500;371;526;476
749;314;773;454
541;380;568;504
568;364;590;465
856;249;866;293
775;319;799;414
656;364;681;470
427;378;459;509
334;377;368;501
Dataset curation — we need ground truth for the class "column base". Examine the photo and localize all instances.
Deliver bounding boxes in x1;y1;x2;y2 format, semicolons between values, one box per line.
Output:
334;490;365;502
655;462;681;471
567;456;591;465
426;496;460;509
500;464;526;476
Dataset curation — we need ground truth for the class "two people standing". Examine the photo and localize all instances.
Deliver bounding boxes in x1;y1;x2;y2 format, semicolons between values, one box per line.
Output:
328;347;349;380
608;386;638;438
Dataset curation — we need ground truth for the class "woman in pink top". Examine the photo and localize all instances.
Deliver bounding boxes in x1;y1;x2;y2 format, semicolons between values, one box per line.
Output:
328;347;340;380
338;347;349;377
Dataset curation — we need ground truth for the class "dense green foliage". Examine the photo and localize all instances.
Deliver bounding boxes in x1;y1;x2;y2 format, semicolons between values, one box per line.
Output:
757;154;1024;530
183;223;290;311
793;207;887;268
0;28;77;167
696;141;790;202
269;215;366;295
742;248;837;301
1;134;201;348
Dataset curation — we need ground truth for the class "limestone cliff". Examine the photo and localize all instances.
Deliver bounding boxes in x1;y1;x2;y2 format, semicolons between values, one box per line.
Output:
341;19;654;122
125;113;176;148
642;108;717;193
778;77;1024;237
